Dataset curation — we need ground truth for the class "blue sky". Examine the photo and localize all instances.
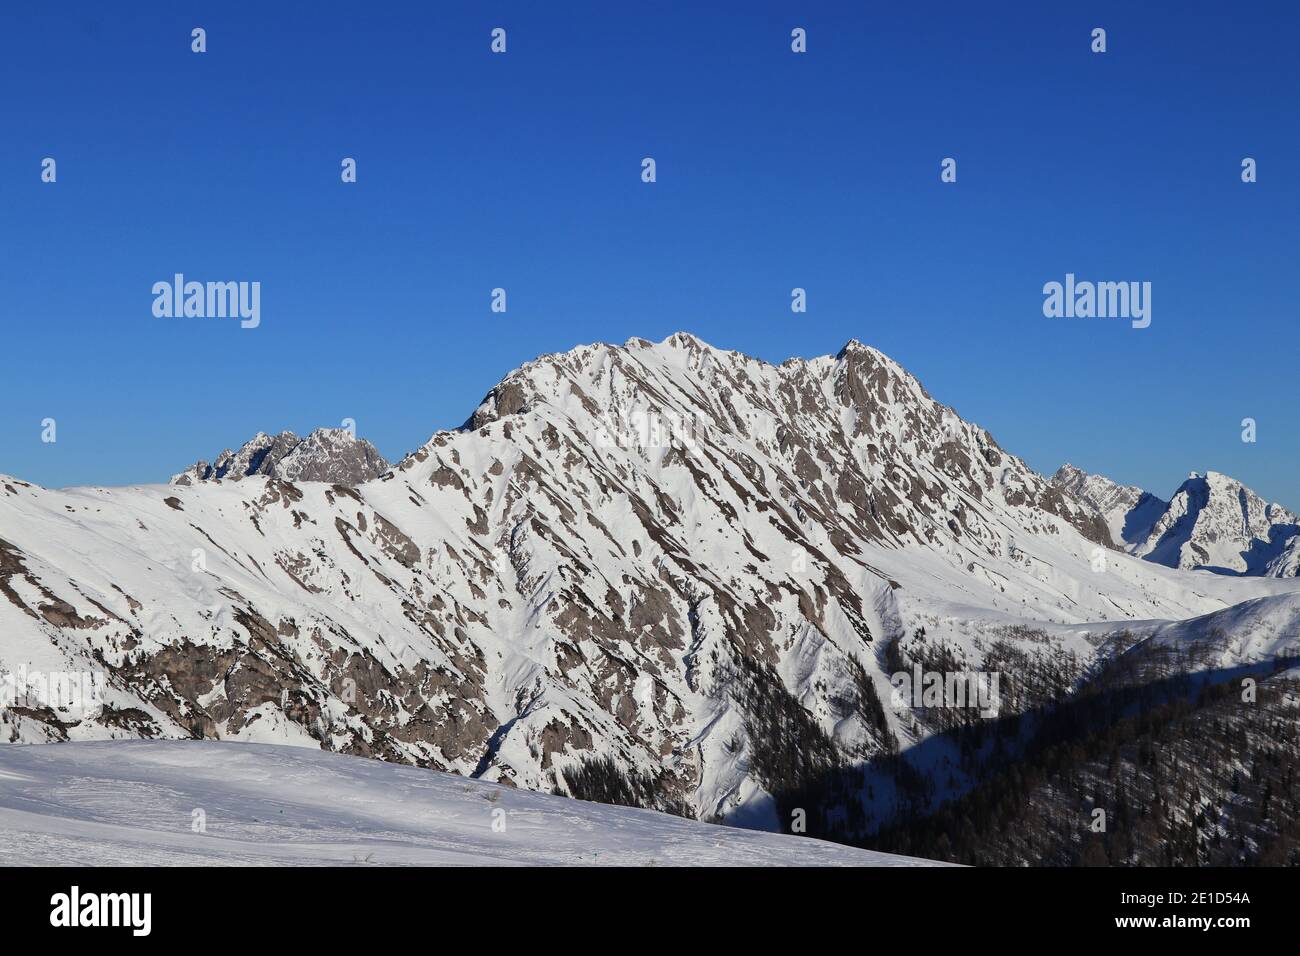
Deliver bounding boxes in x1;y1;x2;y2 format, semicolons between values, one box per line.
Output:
2;1;1297;506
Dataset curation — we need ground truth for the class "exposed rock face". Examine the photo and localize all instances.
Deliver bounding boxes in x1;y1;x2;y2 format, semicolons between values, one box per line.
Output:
172;429;389;486
2;334;1294;827
1052;463;1168;547
1265;536;1300;577
1053;465;1300;576
1139;471;1299;574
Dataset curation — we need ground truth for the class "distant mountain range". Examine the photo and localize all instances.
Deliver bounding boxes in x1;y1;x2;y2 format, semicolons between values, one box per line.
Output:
1052;464;1300;576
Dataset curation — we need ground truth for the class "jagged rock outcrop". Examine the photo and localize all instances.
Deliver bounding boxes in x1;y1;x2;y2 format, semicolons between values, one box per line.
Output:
1051;463;1168;547
172;428;389;487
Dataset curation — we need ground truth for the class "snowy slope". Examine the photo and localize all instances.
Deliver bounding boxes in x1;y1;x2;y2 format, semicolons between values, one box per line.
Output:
1101;591;1300;670
0;740;935;866
2;333;1298;830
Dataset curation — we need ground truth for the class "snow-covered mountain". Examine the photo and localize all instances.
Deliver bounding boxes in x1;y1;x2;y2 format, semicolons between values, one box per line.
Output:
1140;471;1298;574
0;740;935;866
1052;465;1300;576
173;428;389;486
2;333;1297;834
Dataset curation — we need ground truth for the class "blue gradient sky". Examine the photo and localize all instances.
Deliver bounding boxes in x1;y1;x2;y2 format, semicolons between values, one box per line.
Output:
2;2;1297;506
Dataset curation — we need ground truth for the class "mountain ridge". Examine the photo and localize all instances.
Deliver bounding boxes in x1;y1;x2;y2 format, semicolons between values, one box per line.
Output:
172;427;390;487
1051;463;1299;577
3;332;1297;836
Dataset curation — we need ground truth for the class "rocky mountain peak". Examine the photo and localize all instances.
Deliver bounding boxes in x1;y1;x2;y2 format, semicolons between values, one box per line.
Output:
835;338;874;359
1141;471;1298;573
1054;463;1298;575
172;427;389;486
662;331;707;351
1050;463;1168;547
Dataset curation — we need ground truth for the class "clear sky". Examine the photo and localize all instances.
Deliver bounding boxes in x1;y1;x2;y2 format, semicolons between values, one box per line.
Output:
2;2;1297;507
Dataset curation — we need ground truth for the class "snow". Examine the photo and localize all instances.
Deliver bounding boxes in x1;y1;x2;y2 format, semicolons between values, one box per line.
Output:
1052;463;1168;547
2;332;1299;829
0;740;938;866
1055;464;1300;576
1115;591;1300;668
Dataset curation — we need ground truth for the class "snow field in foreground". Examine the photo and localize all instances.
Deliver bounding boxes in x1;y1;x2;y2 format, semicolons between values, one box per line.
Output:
0;740;942;867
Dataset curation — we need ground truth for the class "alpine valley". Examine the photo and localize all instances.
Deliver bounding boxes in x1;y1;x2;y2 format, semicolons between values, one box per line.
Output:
3;333;1298;865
